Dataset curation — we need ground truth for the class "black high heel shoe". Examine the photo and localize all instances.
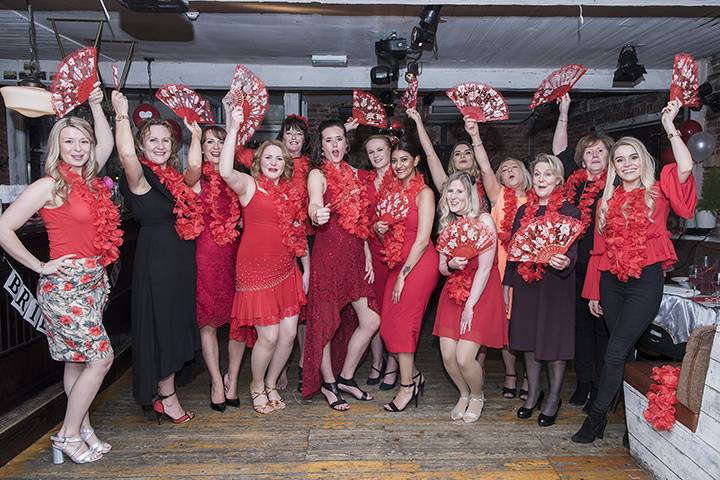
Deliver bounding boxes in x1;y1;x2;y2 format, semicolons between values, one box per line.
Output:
224;373;240;408
336;375;373;401
210;381;226;412
379;369;398;391
383;382;418;412
517;391;544;419
320;382;349;411
412;372;425;397
366;357;387;386
538;399;562;427
297;367;303;393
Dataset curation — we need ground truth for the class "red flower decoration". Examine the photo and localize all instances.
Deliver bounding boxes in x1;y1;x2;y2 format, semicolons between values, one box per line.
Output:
80;273;93;284
498;187;519;251
202;163;241;246
256;175;308;257
72;352;85;362
63;282;73;291
604;187;650;282
563;169;606;236
89;325;102;337
643;364;681;431
322;161;371;239
66;339;77;349
87;296;95;306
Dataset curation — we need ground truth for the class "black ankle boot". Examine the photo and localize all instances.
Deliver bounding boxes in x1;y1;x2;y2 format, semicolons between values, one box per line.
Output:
571;408;608;444
569;382;591;406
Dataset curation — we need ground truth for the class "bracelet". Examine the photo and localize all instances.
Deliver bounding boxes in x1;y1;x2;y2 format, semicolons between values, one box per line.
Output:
558;119;568;123
472;140;483;147
667;130;682;140
115;114;129;122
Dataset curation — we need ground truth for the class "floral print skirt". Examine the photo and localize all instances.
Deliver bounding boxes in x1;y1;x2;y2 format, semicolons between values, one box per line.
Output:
36;256;113;362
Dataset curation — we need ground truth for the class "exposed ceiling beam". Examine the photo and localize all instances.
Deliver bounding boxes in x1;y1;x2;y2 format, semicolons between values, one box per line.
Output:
207;0;720;6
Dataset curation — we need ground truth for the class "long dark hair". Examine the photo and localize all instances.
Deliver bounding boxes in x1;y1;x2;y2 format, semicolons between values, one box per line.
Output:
311;119;347;169
276;114;310;156
391;137;422;159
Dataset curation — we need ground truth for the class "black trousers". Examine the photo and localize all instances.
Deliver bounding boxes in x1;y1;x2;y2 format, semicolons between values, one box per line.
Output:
593;263;663;412
574;263;609;385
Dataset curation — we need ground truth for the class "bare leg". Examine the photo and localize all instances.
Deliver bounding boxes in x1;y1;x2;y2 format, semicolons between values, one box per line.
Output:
339;297;380;381
382;353;399;386
57;356;113;439
320;342;349;411
265;315;299;404
367;332;385;382
385;352;416;410
501;347;519;395
199;326;224;404
297;323;306;369
225;338;246;400
457;341;484;396
157;373;191;419
440;338;470;418
250;325;279;393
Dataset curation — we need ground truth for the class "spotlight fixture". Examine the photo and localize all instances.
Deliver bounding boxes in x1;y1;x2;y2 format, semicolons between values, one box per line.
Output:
370;65;397;85
612;45;646;88
410;6;441;51
371;32;407;85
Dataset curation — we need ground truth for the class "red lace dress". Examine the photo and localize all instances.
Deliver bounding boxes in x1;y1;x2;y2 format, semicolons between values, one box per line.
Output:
230;190;306;335
379;198;439;353
302;180;378;399
359;169;391;311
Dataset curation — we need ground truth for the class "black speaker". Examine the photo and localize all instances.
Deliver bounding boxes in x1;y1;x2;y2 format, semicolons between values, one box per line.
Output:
117;0;189;13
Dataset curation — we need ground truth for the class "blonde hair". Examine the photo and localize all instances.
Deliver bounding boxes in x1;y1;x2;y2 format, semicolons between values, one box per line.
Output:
250;139;294;182
447;141;482;180
135;119;180;170
44;117;98;202
495;157;531;192
530;153;565;186
597;137;657;233
438;171;482;232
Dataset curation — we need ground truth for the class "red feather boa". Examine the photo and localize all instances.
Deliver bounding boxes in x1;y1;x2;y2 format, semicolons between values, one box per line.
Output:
515;187;564;283
256;175;308;257
202;162;241;246
563;169;607;235
322;161;371;239
604;187;650;282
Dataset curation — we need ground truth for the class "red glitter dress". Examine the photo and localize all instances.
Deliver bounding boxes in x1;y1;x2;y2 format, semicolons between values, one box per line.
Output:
379;198;439;353
230;190;306;336
302;179;378;399
358;169;390;311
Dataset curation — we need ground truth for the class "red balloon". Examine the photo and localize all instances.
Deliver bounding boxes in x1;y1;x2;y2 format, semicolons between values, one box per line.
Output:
677;120;702;143
165;118;183;145
132;103;160;129
660;146;675;166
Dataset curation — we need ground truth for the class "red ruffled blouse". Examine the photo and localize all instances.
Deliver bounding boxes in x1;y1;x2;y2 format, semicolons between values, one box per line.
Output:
582;164;696;300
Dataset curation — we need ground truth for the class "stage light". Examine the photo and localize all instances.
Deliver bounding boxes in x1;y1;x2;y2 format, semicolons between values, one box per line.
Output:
410;6;441;51
612;45;646;87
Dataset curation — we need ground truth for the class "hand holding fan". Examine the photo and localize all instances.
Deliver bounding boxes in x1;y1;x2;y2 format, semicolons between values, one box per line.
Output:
352;90;388;128
437;218;495;260
155;84;215;124
529;64;587;110
228;64;269;146
446;83;509;122
50;46;98;118
376;190;410;224
401;77;419;110
507;214;583;263
111;64;120;90
669;53;699;107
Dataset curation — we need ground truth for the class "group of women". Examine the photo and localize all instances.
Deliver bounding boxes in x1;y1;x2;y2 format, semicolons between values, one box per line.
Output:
0;77;698;463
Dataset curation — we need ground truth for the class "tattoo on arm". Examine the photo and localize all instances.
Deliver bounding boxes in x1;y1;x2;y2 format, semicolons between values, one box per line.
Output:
402;265;411;277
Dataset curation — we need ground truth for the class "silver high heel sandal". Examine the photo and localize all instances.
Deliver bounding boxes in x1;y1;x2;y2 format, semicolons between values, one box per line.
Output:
50;435;103;464
462;393;486;424
450;395;469;421
80;427;112;454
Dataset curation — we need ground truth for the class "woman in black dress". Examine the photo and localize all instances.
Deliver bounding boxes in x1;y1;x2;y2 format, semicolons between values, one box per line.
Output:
112;91;199;423
503;154;580;427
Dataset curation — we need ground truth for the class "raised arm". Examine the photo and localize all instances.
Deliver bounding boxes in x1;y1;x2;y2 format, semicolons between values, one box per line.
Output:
406;107;447;191
661;100;693;183
111;91;148;194
464;116;501;203
183;118;203;188
219;106;254;201
552;93;570;156
88;82;113;170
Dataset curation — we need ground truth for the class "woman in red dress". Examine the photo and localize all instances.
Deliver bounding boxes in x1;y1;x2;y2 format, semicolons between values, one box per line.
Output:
573;100;696;443
303;119;380;410
0;84;118;464
220;107;309;414
433;171;507;423
358;134;398;389
183;123;248;412
376;139;439;412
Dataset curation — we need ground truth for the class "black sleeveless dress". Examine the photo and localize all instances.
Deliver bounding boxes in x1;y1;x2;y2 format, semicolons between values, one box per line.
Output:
120;164;199;405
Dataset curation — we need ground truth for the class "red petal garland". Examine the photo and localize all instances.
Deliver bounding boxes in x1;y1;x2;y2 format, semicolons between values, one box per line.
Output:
604;187;650;282
498;187;519;251
202;163;241;246
59;164;123;266
563;169;607;236
643;365;681;431
321;161;371;239
256;176;308;257
141;159;204;240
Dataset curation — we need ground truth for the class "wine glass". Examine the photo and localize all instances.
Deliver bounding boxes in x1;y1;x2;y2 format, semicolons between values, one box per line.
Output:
714;272;720;302
688;265;698;294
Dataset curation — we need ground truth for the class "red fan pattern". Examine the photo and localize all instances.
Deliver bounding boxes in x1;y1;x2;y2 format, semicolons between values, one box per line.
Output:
446;83;509;123
401;77;419;110
226;64;269;146
352;90;388;128
436;218;495;260
529;64;587;110
112;64;120;90
670;53;699;108
155;84;215;124
50;46;98;118
507;214;584;264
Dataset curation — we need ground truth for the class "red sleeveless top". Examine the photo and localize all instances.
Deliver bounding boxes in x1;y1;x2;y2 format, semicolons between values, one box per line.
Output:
39;187;100;260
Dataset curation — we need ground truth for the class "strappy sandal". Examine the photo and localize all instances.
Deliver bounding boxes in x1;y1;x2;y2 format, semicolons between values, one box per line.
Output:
366;357;387;386
51;435;103;464
320;382;349;411
383;383;418;412
502;373;518;399
250;388;274;415
336;375;373;401
266;386;286;411
152;392;195;425
451;395;470;421
518;374;529;401
80;427;112;454
463;393;485;423
379;369;398;391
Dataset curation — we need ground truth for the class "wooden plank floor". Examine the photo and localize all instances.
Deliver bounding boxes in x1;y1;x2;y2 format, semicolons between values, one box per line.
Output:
1;309;650;480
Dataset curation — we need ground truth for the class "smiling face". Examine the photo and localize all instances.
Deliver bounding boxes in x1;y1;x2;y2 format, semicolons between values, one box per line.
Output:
259;144;286;181
390;148;419;182
59;126;92;169
321;125;347;164
499;160;523;189
202;131;224;165
365;138;391;171
451;143;475;171
581;140;610;177
532;161;561;201
142;125;173;165
445;179;469;214
282;126;305;157
611;144;642;187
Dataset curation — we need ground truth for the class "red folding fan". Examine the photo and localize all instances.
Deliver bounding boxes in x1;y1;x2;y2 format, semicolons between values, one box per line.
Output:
155;84;215;124
401;77;419;110
227;64;269;146
353;90;388;128
50;46;98;118
111;64;120;90
669;53;699;108
436;218;495;260
446;83;509;123
529;64;587;110
376;190;411;224
507;215;584;264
